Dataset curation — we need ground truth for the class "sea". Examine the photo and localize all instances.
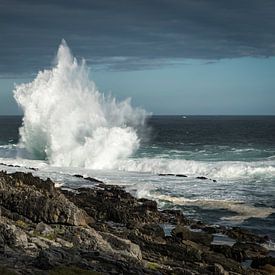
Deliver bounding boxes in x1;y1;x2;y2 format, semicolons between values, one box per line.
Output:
1;41;275;242
0;115;275;240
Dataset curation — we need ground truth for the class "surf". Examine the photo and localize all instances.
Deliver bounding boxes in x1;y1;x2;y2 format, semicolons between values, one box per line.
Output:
13;40;147;169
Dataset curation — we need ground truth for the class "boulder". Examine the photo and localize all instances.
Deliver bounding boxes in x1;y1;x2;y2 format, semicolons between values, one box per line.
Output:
0;171;92;226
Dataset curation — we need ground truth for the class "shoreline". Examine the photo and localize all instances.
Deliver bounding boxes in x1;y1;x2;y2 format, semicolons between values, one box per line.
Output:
0;170;274;274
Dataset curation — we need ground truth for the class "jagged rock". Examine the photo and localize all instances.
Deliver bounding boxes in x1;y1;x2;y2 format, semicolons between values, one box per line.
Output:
0;171;273;275
0;171;92;226
139;223;165;241
0;218;28;248
211;244;245;262
225;227;266;243
232;242;268;259
62;185;162;226
203;252;244;274
172;225;213;246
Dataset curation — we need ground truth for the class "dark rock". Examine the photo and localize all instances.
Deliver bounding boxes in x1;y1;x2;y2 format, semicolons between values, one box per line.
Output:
0;171;92;226
251;256;275;269
0;171;272;275
232;242;268;259
62;185;162;226
139;224;165;240
211;244;245;262
84;177;103;184
172;225;213;246
196;176;208;180
34;247;81;269
226;227;266;243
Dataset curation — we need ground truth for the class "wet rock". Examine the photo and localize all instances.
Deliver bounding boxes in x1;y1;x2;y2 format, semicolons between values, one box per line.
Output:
0;171;92;226
161;209;190;226
226;227;266;243
203;252;244;274
0;171;273;275
172;225;213;246
251;256;275;269
175;174;187;177
139;224;165;241
158;173;188;178
62;185;162;226
232;242;269;259
196;176;208;180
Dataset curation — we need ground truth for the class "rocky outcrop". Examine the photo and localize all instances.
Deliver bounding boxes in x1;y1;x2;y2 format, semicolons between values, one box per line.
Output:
0;171;274;274
0;171;91;226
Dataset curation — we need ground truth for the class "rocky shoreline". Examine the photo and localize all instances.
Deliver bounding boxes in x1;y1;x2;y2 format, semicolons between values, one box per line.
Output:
0;170;274;274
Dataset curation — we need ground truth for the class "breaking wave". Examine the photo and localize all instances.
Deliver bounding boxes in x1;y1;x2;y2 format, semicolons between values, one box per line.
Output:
14;40;147;169
116;158;275;179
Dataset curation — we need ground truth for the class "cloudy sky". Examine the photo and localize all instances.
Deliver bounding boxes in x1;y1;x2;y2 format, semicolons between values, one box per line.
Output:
1;0;275;115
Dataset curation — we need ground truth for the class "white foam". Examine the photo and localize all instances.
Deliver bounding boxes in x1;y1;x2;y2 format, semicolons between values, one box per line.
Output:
115;157;275;179
14;40;147;169
152;194;274;222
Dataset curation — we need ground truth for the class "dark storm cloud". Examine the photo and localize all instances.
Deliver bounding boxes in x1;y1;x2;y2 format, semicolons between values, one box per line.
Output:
1;0;275;76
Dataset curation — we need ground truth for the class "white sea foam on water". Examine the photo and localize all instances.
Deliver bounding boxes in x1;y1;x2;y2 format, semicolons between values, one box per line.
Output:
152;194;275;222
115;158;275;179
13;40;147;169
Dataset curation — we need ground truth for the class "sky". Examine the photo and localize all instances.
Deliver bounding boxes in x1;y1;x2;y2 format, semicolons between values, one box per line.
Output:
1;0;275;115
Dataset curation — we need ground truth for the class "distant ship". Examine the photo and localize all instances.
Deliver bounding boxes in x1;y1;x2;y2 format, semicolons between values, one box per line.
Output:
182;116;187;119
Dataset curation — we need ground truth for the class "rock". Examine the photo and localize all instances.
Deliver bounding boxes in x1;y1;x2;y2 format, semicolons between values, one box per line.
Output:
62;185;161;226
35;222;54;236
34;247;81;269
101;232;142;261
203;252;244;274
172;225;213;246
232;242;268;259
30;237;50;249
139;224;165;241
0;171;273;275
0;218;28;248
213;263;229;275
161;209;189;225
196;176;208;180
251;256;275;269
226;227;266;243
211;244;245;262
0;171;92;226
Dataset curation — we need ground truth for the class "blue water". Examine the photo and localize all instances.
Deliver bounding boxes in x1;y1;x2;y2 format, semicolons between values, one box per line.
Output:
0;115;275;239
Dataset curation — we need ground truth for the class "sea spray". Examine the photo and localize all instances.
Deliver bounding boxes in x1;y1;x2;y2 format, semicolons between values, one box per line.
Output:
14;40;147;169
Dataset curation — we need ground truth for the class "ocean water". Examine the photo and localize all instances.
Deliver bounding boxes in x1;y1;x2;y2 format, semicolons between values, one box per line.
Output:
0;41;275;240
0;115;275;239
